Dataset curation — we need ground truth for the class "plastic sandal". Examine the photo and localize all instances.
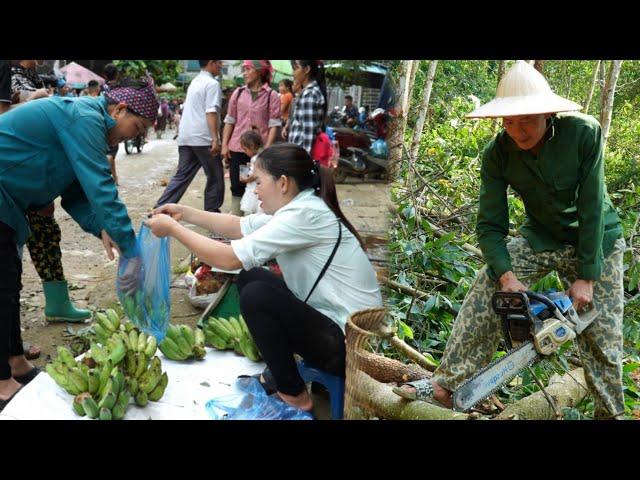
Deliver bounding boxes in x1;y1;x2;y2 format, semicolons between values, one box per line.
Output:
392;378;435;401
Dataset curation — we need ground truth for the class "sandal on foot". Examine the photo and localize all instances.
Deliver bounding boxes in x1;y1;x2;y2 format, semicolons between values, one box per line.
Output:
392;378;437;402
14;367;41;386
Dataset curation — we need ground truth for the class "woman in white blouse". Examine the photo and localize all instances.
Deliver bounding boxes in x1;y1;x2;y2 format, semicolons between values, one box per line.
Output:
145;143;382;412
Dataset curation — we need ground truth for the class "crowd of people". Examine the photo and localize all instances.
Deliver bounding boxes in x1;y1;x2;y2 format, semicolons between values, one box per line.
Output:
0;59;383;416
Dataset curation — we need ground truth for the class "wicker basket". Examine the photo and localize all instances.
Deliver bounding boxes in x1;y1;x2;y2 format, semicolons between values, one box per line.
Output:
344;307;390;420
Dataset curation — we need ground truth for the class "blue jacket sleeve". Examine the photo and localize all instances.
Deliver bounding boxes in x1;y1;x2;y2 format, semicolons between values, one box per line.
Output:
56;113;138;258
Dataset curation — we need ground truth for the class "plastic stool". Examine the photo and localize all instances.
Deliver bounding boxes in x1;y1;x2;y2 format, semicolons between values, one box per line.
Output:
296;360;345;420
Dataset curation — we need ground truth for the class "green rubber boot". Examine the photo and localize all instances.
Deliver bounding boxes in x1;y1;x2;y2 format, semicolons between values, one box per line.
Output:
43;280;92;323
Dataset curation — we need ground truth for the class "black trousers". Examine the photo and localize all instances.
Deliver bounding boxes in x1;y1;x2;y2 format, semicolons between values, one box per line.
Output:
229;150;250;198
237;268;345;396
155;145;225;213
0;222;24;380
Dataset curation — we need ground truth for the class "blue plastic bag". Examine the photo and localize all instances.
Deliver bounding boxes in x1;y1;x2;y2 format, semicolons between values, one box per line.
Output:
116;223;171;340
205;377;313;420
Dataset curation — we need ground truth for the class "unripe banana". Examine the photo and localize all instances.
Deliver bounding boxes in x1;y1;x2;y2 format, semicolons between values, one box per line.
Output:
111;404;126;420
72;396;86;417
135;390;148;407
148;372;168;401
99;407;112;420
96;311;116;332
93;324;111;344
204;331;228;350
107;339;126;365
70;369;89;393
175;336;193;358
106;309;121;330
87;370;100;395
134;352;148;379
125;351;136;376
57;346;77;369
179;325;195;349
81;396;100;419
128;377;139;396
212;318;234;339
137;332;147;353
99;391;117;410
129;330;139;353
144;335;157;357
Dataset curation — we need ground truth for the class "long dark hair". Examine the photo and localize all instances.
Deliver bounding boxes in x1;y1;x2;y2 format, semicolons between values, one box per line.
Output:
291;60;328;129
256;143;364;249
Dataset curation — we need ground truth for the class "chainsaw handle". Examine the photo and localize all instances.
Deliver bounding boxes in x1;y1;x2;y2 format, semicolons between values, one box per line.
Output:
492;291;529;314
523;291;558;313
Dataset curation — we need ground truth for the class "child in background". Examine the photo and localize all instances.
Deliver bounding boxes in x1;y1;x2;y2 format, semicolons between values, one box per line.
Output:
239;128;264;215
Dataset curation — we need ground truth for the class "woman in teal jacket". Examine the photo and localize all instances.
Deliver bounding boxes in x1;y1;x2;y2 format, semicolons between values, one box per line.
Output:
0;78;158;411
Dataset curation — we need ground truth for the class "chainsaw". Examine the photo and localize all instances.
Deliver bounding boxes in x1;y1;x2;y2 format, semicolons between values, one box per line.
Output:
452;290;599;412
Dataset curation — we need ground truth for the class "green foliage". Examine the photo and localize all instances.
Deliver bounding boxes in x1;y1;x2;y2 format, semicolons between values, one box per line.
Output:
112;60;183;86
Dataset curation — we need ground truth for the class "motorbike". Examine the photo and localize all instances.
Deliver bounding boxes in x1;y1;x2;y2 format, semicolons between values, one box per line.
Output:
331;108;389;183
124;134;146;154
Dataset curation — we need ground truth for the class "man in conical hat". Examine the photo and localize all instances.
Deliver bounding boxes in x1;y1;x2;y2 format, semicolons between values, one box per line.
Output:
394;61;625;418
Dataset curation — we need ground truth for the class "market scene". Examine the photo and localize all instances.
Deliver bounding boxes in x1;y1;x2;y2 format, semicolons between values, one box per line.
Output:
0;59;392;420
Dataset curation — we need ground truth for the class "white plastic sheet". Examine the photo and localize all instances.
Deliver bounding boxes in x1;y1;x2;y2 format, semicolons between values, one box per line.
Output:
0;348;264;420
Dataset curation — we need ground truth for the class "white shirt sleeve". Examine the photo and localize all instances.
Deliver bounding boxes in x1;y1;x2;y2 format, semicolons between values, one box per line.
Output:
205;80;222;114
232;210;316;271
239;213;272;236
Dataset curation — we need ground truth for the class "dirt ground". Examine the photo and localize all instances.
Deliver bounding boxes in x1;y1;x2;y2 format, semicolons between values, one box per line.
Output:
20;128;391;373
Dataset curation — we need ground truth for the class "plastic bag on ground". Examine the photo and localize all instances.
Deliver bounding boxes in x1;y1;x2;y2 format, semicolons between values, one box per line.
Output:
116;223;171;341
205;376;313;420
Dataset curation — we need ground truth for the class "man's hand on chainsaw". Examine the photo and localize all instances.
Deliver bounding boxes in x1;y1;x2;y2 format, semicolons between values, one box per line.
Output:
499;271;527;293
567;279;594;312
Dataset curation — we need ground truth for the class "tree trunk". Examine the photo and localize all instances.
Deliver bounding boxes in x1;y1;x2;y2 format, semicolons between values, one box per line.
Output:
600;60;623;145
348;367;588;420
387;60;416;180
409;60;438;160
533;60;545;74
599;60;607;115
584;60;601;114
495;368;589;419
356;350;431;384
386;61;408;180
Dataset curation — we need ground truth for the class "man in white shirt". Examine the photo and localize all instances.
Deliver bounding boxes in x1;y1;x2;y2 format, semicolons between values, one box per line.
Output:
155;60;225;212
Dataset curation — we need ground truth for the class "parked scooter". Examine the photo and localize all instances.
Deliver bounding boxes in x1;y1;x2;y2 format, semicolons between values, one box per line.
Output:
331;108;389;183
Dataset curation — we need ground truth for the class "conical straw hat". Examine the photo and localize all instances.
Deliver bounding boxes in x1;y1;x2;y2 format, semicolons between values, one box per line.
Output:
466;61;582;118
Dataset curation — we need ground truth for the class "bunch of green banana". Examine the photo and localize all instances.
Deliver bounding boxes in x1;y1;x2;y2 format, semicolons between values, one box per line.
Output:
114;327;158;357
86;335;127;367
71;365;130;420
93;309;121;344
158;324;206;361
202;316;261;362
123;351;169;402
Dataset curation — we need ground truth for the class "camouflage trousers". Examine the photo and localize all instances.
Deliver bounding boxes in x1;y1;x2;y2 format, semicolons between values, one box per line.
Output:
26;210;65;282
433;237;625;418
